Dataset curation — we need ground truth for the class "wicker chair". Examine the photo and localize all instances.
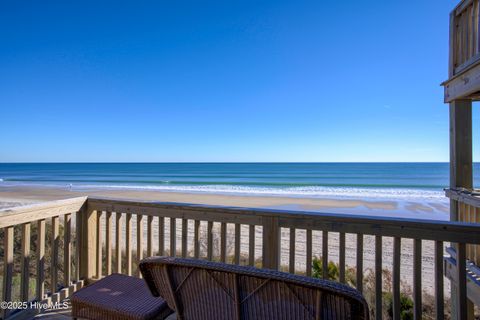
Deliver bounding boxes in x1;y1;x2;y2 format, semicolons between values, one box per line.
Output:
140;256;369;320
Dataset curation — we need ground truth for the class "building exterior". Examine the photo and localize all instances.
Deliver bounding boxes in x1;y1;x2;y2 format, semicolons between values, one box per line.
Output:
442;0;480;318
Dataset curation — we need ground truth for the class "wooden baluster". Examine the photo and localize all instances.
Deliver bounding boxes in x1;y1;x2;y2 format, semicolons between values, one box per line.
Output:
475;1;479;55
96;211;102;279
235;223;241;265
469;4;473;57
289;228;296;273
339;232;345;283
137;215;144;277
126;213;132;276
21;222;31;301
471;4;475;57
454;13;459;69
51;216;60;293
467;205;473;260
170;218;176;257
469;6;472;57
221;222;227;263
158;216;165;256
476;207;480;266
474;2;478;56
356;233;364;293
322;231;328;279
182;218;188;258
466;6;470;59
466;8;470;60
461;12;464;66
463;12;467;62
207;221;213;260
456;242;468;320
249;225;255;266
470;205;475;260
147;215;154;257
75;211;81;282
194;220;200;259
392;237;401;320
64;214;72;286
306;229;312;277
2;226;14;319
435;241;444;320
37;219;46;300
106;211;112;275
457;13;460;66
115;212;122;273
413;239;422;320
375;236;382;320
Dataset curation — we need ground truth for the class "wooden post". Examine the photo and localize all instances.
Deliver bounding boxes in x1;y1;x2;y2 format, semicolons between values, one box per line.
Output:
449;99;473;196
79;204;98;282
262;216;280;270
449;99;473;320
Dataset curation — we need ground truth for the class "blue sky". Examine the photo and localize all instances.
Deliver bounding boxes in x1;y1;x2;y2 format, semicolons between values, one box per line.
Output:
0;0;473;162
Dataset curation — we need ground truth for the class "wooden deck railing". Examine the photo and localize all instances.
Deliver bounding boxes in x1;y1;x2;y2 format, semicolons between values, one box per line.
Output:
446;188;480;265
1;196;480;320
450;0;480;77
0;197;87;319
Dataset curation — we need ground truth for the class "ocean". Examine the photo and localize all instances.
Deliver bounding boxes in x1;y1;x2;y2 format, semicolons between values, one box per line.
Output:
0;162;473;202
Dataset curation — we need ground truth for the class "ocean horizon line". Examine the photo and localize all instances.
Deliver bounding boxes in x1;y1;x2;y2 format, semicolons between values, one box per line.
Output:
0;161;458;164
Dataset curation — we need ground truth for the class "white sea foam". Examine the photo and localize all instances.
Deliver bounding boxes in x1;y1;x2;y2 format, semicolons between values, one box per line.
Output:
70;183;446;202
0;180;447;202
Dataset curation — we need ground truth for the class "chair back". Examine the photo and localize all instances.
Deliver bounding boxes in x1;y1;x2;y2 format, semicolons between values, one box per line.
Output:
140;257;369;320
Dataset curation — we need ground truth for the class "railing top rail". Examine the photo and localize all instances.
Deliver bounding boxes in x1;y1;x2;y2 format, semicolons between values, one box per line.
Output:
446;188;480;205
0;196;86;228
0;195;478;243
88;197;480;244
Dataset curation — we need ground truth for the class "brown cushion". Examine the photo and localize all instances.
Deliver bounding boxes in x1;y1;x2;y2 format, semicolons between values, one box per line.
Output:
71;273;173;320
